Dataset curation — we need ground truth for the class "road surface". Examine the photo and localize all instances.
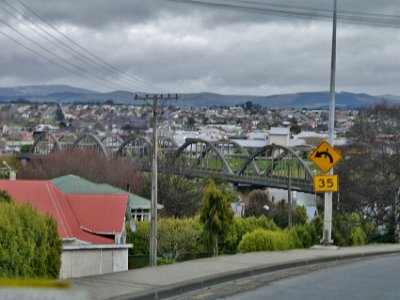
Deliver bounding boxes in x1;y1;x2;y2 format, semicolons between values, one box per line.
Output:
226;254;400;300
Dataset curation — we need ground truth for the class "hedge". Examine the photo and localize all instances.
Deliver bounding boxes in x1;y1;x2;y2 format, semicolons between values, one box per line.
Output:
224;216;278;252
127;218;206;260
238;229;293;252
0;200;62;279
127;215;323;262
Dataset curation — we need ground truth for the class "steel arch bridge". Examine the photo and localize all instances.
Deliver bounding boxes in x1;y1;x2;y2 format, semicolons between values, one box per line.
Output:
30;132;314;192
169;138;314;193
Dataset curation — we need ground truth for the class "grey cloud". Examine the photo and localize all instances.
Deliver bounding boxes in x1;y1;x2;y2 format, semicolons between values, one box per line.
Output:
1;0;400;96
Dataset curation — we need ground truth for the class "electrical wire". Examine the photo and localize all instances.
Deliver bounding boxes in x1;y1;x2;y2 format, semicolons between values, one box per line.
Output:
166;0;400;28
0;18;127;91
0;1;139;92
14;0;161;93
0;0;162;93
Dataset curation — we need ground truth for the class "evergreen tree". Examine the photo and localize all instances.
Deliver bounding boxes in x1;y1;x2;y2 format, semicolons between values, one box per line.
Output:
200;179;234;256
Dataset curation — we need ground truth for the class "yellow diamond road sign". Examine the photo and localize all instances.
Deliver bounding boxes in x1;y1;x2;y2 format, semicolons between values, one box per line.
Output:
310;140;341;174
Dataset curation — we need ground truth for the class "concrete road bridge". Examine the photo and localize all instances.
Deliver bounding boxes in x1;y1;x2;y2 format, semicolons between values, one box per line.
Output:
28;132;315;193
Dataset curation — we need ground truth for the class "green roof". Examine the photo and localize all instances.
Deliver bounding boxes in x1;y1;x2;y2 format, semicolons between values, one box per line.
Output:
51;174;160;210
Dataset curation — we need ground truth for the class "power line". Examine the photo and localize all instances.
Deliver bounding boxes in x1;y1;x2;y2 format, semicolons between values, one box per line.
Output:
0;17;127;91
166;0;400;28
14;0;161;92
0;1;141;92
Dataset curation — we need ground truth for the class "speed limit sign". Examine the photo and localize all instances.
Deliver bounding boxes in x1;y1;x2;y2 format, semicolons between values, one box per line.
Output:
314;175;339;192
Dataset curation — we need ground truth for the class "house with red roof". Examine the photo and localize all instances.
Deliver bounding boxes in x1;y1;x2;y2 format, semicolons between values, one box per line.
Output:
0;179;132;278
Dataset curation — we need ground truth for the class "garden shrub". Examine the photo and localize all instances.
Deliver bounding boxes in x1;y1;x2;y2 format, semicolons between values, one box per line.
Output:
288;224;314;248
0;199;61;279
126;221;150;255
224;216;277;252
238;229;293;252
308;215;323;244
332;213;368;246
127;218;205;260
157;218;205;260
351;227;367;246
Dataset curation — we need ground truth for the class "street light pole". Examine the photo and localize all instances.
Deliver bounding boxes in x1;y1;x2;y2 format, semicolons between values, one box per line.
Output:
322;0;337;245
150;95;158;266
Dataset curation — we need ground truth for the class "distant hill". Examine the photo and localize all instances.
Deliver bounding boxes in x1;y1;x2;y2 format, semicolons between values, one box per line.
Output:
0;84;396;108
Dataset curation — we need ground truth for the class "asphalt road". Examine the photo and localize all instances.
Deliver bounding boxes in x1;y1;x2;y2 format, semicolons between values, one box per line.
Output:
225;254;400;300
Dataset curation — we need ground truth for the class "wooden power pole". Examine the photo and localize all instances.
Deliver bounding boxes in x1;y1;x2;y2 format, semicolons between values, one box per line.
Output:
134;93;179;266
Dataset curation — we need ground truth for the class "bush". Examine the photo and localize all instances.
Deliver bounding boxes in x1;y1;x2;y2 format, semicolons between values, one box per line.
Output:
126;221;150;255
126;218;205;260
267;201;308;228
224;216;277;252
288;224;314;248
0;199;62;279
238;229;293;252
308;215;323;244
332;213;367;246
351;227;367;246
157;218;205;260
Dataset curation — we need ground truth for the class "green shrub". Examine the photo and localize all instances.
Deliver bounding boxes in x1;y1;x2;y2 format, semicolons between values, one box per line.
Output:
238;229;293;252
126;218;205;260
126;221;150;255
224;216;277;252
288;224;314;248
0;200;62;279
308;215;323;244
157;218;205;260
332;213;368;246
267;201;308;228
351;227;367;246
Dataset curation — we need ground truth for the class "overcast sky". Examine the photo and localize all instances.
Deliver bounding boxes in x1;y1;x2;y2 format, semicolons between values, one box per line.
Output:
1;0;400;96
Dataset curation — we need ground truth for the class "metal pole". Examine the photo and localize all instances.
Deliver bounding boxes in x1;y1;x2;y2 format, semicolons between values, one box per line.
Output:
150;96;158;266
322;0;337;245
288;166;292;228
395;187;400;243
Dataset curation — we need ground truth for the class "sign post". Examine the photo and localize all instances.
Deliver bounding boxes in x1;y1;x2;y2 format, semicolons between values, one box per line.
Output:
309;139;341;245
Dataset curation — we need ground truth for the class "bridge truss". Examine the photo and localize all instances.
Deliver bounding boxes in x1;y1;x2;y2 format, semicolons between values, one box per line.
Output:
29;132;314;192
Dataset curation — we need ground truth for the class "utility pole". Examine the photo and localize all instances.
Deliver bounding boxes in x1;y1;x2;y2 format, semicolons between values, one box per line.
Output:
322;0;337;245
395;187;400;243
288;166;292;228
134;93;178;266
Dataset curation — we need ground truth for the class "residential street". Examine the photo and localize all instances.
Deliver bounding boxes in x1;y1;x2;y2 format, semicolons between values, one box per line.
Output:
223;254;400;300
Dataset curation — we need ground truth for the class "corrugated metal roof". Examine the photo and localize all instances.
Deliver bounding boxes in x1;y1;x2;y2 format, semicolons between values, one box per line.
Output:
68;194;126;234
51;174;156;209
0;180;127;244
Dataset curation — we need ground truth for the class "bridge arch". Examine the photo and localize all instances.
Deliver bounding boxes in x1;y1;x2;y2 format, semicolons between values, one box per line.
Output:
72;133;108;158
116;135;153;158
172;138;233;174
158;136;179;159
101;134;124;156
211;139;259;174
57;132;77;150
238;144;314;182
30;132;62;155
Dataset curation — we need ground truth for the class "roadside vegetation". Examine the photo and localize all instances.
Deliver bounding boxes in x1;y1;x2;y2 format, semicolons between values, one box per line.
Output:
0;191;62;279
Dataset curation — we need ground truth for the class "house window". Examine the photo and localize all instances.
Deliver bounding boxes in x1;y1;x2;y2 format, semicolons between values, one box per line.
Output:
132;209;150;221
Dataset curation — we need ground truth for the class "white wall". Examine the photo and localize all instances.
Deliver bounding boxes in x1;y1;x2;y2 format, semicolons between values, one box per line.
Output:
60;244;132;279
270;134;290;147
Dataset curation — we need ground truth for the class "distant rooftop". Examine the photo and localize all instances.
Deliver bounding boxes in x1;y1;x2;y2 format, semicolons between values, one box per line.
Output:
269;127;290;135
